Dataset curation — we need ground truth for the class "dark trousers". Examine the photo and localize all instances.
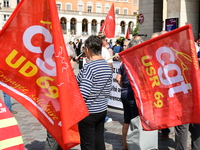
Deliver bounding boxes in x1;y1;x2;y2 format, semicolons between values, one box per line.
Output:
121;89;139;124
175;123;200;150
78;110;107;150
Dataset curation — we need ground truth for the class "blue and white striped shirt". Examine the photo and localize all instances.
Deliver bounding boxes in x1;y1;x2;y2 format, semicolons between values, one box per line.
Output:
76;59;112;113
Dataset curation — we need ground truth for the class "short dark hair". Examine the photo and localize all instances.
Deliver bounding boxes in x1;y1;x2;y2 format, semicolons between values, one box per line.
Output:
116;40;121;44
85;35;102;55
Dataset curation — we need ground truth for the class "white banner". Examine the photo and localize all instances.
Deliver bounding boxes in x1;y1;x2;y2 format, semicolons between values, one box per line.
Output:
108;61;123;109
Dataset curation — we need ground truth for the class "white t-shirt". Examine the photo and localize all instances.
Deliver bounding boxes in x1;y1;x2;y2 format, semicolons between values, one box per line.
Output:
101;47;113;63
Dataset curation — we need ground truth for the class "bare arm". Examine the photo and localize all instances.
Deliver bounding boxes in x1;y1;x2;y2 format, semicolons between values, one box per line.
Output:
116;74;123;88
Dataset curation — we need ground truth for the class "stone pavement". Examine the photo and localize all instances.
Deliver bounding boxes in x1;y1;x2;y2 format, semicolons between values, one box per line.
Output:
5;96;191;150
0;62;192;150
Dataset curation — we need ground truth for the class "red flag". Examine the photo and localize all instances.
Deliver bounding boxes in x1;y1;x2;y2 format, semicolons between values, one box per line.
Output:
0;98;25;150
0;0;89;149
119;24;200;131
100;3;115;38
125;27;130;39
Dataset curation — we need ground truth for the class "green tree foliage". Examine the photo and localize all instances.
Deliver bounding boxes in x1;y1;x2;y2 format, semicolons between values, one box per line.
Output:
116;37;125;43
132;14;139;35
132;22;138;35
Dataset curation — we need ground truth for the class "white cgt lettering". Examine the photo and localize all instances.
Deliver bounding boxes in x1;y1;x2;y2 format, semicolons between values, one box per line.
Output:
23;25;52;53
23;25;56;76
156;46;192;97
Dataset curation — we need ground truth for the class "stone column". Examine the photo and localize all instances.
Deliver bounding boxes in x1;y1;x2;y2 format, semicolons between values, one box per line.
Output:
76;21;82;37
67;21;70;35
88;21;92;35
115;15;120;37
138;0;163;40
97;23;100;34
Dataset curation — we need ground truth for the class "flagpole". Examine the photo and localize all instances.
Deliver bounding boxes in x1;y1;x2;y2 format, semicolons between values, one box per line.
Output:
106;54;118;62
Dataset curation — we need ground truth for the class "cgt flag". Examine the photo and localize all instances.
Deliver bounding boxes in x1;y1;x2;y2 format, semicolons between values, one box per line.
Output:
100;3;116;38
0;0;89;149
119;24;200;131
125;27;130;39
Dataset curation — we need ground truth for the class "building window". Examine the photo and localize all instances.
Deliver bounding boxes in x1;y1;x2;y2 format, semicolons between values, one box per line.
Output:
3;14;9;21
96;5;102;13
128;21;134;33
100;20;104;28
91;19;97;35
133;11;137;15
82;19;88;34
78;4;84;11
87;5;92;12
105;6;110;13
56;3;61;10
120;21;125;34
3;0;9;8
70;18;76;34
116;0;119;1
134;0;137;5
115;8;120;14
124;0;128;2
66;3;72;10
17;0;20;4
60;17;67;34
123;8;128;15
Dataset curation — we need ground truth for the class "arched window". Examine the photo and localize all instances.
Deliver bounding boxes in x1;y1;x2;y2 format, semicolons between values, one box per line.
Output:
91;19;97;35
100;20;104;27
82;19;88;35
3;0;9;7
128;21;134;33
60;17;67;34
120;21;125;34
70;18;76;34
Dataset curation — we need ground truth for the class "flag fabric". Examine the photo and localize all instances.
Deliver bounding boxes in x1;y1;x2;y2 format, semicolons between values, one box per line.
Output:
0;98;25;150
100;3;116;38
125;27;130;39
119;24;200;131
0;0;89;149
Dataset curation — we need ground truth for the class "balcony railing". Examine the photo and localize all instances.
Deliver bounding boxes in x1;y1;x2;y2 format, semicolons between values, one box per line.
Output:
58;10;136;19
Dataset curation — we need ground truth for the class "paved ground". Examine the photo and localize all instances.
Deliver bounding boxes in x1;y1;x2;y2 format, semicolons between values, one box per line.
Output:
5;97;192;150
0;63;192;150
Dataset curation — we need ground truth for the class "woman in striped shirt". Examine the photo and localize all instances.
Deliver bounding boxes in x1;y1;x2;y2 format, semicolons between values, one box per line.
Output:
77;35;112;150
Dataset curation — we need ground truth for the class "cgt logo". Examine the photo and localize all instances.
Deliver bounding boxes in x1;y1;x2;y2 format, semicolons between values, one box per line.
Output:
109;16;113;19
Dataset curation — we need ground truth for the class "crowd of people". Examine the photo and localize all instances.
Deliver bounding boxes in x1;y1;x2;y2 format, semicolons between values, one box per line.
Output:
51;31;200;150
5;29;200;150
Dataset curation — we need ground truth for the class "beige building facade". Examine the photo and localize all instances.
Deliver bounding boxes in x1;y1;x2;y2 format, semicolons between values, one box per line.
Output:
138;0;199;40
0;0;139;42
57;0;139;42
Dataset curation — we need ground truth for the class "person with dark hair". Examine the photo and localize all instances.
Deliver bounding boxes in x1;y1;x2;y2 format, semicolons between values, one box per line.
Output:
75;39;82;56
77;35;112;150
98;34;113;68
116;38;143;150
74;44;86;70
113;39;123;54
108;39;113;48
98;33;113;122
